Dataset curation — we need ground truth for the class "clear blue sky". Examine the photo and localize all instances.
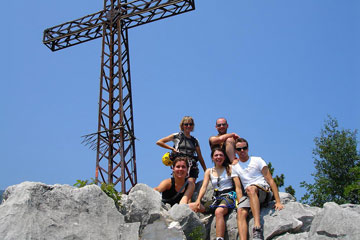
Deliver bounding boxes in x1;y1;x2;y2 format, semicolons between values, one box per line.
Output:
1;0;359;200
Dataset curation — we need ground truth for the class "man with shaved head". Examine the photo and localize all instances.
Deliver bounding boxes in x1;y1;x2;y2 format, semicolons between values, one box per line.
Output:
209;118;239;164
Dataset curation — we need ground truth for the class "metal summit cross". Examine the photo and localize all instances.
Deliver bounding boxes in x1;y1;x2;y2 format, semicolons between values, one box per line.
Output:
43;0;195;193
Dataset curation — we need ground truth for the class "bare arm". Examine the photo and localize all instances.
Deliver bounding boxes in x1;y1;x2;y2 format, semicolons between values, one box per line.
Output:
262;166;284;210
233;176;244;203
195;169;211;207
179;181;195;204
154;178;171;193
231;166;244;202
209;133;240;146
195;146;207;171
156;134;177;152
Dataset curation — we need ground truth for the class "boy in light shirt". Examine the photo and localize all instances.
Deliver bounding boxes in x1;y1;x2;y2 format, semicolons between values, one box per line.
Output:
231;138;284;240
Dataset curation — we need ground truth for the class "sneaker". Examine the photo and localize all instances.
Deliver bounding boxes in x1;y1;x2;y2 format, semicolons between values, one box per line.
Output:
252;226;264;240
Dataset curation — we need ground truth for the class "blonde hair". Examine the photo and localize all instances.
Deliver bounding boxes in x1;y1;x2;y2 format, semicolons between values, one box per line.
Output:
179;116;195;131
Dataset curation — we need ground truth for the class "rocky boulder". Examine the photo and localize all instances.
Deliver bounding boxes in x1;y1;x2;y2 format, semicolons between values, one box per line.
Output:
1;182;359;240
308;202;360;239
168;204;205;237
0;181;139;240
120;183;164;226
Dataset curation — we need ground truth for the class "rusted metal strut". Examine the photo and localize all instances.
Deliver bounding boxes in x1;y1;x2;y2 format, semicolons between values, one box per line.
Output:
43;0;195;193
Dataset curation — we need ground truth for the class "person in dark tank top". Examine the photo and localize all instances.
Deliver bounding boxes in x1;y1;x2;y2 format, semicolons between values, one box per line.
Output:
154;157;195;206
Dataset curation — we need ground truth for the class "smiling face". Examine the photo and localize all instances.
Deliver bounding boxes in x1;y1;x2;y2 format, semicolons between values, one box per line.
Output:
212;149;225;167
182;120;194;134
172;159;188;179
180;116;194;133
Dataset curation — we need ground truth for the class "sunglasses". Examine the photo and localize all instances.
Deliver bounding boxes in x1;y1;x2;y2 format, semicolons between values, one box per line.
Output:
236;146;248;151
216;123;227;127
183;123;194;126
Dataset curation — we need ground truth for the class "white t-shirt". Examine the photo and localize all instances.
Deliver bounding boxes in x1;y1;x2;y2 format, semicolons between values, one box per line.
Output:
231;156;269;189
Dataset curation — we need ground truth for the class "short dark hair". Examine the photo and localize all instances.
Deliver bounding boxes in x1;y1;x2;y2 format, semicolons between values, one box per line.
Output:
235;137;249;149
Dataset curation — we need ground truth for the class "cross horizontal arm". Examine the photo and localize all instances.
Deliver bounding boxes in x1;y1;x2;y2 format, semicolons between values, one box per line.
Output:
43;10;106;51
43;0;194;52
120;0;195;29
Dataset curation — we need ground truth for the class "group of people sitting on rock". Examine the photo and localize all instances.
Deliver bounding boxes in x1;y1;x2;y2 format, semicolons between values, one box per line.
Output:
154;116;284;240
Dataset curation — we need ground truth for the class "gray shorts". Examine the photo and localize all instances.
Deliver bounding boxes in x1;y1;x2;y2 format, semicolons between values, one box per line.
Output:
237;186;273;209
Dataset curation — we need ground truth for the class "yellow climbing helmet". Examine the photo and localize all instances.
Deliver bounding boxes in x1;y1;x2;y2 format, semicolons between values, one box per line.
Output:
162;152;173;166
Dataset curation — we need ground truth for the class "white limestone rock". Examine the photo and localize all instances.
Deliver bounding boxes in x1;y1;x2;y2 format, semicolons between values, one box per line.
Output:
309;202;360;239
120;183;164;226
1;182;359;240
141;218;186;240
169;204;206;239
0;181;128;240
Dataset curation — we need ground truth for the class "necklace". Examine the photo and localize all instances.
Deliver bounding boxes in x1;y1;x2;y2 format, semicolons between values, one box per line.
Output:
213;167;224;188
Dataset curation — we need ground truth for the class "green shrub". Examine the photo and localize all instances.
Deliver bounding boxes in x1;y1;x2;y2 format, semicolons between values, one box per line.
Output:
188;226;204;240
74;179;122;208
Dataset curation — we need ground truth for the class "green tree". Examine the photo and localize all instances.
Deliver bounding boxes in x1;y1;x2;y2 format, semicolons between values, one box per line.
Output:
300;116;360;207
268;162;284;187
344;166;360;202
285;185;296;197
268;162;296;198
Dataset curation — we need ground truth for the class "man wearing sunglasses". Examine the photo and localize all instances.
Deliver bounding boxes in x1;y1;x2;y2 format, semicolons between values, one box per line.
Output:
232;138;284;240
209;118;240;164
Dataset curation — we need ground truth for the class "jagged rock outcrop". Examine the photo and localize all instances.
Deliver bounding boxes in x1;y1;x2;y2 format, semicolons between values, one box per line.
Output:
0;182;139;240
0;182;359;240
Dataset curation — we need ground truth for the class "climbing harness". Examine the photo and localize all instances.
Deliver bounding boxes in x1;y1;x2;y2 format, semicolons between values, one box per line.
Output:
210;188;237;209
162;132;199;175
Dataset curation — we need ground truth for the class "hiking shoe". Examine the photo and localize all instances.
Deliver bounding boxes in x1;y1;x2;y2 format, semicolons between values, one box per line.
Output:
252;226;264;240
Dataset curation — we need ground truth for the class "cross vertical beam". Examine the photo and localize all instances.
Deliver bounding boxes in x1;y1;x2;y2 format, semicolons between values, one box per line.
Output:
96;1;137;192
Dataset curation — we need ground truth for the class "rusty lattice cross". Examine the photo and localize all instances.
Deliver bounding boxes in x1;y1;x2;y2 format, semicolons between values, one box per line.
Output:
43;0;195;193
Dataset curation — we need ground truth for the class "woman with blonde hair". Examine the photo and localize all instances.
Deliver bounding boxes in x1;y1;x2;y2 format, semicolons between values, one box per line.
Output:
156;116;207;183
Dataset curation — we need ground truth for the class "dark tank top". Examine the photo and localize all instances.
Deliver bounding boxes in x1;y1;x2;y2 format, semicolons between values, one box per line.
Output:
162;178;188;206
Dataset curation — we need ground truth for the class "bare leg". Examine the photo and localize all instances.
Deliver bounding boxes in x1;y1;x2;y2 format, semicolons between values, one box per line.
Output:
246;186;261;228
215;206;228;238
225;138;236;163
237;208;249;240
